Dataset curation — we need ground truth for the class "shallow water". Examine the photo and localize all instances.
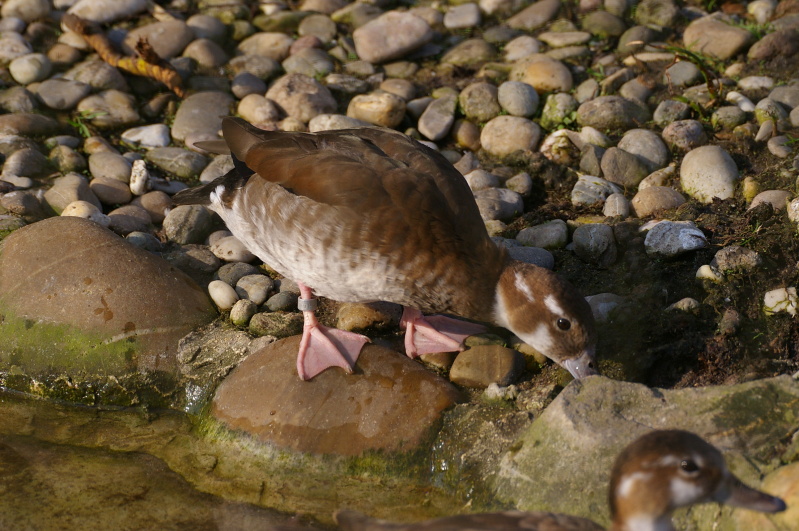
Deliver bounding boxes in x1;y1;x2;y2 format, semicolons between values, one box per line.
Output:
0;390;328;530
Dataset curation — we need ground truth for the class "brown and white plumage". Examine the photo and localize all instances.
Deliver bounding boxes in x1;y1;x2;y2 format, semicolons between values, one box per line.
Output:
173;118;597;379
334;430;787;531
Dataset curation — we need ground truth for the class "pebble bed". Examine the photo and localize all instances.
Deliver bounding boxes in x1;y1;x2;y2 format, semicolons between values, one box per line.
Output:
0;0;798;388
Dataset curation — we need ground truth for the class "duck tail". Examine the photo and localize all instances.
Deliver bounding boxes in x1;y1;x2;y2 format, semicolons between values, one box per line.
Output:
172;168;250;207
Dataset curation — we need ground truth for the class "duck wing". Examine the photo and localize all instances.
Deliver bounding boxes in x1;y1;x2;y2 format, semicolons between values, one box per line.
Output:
221;119;505;317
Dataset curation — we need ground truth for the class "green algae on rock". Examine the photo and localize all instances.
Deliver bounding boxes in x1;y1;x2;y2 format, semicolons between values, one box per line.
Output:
0;217;216;404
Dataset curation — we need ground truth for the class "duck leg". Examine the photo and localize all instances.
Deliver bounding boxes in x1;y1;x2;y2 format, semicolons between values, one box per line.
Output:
296;282;370;380
401;307;487;358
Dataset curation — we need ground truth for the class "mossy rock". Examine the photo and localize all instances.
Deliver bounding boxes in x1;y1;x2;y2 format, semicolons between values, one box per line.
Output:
0;217;216;405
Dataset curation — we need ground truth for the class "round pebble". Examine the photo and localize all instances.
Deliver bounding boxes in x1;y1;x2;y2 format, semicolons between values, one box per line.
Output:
480;116;541;157
644;221;708;258
235;274;275;305
680;145;738;203
61;200;111;227
266;291;300;312
497;81;539;117
572;223;617;267
210;235;257;263
9;53;51;84
230;299;258;326
209;280;239;311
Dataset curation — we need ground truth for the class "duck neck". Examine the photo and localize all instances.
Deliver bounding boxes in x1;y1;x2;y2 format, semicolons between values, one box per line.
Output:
610;514;675;531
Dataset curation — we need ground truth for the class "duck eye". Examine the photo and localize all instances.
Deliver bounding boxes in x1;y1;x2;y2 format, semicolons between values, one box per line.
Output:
681;460;699;473
556;318;571;331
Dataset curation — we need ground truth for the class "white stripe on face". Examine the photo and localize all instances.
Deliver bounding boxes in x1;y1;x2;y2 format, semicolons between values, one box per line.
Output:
514;271;535;303
520;323;554;354
544;294;566;317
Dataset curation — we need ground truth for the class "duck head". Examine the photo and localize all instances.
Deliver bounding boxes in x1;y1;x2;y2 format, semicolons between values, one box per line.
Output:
493;260;598;379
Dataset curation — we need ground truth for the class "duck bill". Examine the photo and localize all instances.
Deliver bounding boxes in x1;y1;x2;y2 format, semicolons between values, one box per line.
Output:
561;350;599;379
715;475;787;513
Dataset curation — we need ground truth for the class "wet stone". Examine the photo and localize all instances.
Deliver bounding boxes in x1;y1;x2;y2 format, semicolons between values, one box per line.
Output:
449;345;525;388
336;301;402;332
211;336;462;455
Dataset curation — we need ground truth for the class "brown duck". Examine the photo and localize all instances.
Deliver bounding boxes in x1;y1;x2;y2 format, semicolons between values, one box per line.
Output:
173;118;597;380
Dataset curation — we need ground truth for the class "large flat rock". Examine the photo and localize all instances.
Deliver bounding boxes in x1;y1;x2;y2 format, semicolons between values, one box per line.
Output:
212;336;462;455
0;217;216;376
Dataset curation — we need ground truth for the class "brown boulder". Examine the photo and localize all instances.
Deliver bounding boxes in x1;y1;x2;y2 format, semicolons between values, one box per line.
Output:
0;217;215;375
211;336;462;455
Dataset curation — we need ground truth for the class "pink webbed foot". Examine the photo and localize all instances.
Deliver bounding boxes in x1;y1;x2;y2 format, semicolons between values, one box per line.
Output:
296;283;370;380
400;307;487;358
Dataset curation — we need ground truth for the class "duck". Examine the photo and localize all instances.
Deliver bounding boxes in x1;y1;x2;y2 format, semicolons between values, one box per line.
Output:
173;118;597;380
334;429;787;531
